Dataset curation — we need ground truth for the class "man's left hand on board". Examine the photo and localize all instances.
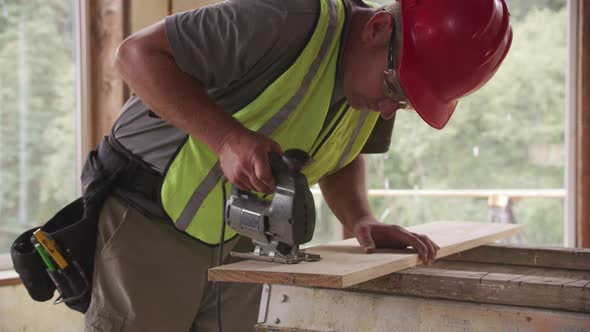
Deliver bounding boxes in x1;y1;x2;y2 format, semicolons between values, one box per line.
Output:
353;217;440;265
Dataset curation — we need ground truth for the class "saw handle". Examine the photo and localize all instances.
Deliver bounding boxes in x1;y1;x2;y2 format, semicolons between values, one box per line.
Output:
232;149;311;196
268;149;311;176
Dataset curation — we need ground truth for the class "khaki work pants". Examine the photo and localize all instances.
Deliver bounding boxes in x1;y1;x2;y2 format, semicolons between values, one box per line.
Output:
84;195;262;332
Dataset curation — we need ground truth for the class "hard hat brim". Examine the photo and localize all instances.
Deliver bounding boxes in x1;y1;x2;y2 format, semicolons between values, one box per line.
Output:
400;67;458;130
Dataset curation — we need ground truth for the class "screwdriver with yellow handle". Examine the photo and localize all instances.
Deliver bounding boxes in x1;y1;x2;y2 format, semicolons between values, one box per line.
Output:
32;229;69;270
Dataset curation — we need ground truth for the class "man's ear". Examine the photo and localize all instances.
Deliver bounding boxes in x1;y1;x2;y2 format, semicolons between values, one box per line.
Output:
361;11;393;44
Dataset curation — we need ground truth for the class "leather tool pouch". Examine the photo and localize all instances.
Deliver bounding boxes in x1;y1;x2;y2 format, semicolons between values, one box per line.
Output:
10;137;123;314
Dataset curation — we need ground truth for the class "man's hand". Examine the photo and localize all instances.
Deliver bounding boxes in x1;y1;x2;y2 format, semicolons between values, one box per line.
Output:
217;128;282;194
353;216;440;265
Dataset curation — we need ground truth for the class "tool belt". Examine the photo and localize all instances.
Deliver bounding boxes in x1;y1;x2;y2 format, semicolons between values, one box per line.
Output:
10;136;161;313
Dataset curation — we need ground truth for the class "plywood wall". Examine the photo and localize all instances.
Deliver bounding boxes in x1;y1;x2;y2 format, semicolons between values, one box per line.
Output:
130;0;222;33
130;0;168;33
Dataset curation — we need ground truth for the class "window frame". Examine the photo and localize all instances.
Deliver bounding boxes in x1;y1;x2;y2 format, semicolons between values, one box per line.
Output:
565;0;579;247
0;0;84;271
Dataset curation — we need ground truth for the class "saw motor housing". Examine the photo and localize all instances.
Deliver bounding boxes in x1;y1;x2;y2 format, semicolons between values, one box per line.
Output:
225;150;317;261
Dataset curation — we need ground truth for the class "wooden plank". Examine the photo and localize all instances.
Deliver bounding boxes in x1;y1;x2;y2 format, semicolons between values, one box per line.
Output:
442;244;590;270
208;221;522;288
0;270;20;287
352;267;590;313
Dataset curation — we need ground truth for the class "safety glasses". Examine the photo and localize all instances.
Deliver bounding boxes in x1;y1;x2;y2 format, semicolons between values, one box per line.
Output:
383;14;413;109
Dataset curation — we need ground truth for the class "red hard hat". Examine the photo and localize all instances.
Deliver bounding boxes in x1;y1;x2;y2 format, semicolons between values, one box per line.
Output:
399;0;513;129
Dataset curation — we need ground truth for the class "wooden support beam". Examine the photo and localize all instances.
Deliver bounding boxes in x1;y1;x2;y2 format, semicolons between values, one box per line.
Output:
578;0;590;248
83;0;130;153
431;260;590;280
353;267;590;313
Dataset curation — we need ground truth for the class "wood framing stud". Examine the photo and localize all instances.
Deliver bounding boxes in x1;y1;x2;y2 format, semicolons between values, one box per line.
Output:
87;0;130;148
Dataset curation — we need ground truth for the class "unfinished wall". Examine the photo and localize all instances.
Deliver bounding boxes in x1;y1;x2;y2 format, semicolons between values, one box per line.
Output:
0;284;83;331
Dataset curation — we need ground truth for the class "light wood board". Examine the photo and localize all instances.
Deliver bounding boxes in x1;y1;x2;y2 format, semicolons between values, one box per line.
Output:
208;221;523;288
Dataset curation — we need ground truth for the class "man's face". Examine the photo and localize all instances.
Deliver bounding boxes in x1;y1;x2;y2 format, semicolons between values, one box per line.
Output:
343;10;411;120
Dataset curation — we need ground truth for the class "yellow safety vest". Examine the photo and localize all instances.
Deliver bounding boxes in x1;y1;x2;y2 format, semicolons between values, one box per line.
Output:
161;0;381;245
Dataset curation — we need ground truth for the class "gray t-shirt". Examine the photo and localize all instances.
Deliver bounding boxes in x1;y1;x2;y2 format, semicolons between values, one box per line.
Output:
112;0;394;173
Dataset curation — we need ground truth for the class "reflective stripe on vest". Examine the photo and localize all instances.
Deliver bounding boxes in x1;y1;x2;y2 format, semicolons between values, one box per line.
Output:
160;0;380;244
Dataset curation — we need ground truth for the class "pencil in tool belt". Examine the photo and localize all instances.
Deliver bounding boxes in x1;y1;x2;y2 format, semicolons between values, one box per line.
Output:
32;229;69;270
33;243;56;272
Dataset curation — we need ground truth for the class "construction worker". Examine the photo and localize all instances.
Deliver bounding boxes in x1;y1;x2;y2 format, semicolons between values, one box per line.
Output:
83;0;512;331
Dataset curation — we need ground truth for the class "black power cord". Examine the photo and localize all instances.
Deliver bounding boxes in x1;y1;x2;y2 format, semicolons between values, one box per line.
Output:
216;177;229;332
